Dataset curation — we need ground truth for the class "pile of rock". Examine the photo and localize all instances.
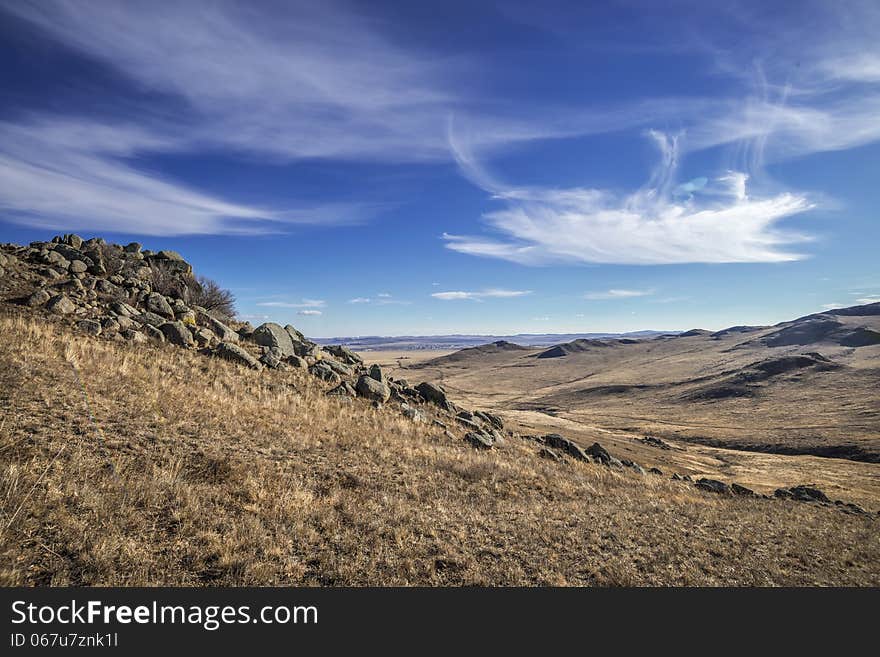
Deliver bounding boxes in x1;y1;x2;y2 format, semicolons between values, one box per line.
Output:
2;233;517;452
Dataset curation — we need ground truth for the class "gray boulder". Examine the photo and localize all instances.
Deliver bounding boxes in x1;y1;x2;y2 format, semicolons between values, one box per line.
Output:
136;311;167;328
474;410;504;430
401;403;426;423
284;324;308;344
69;259;88;274
159;321;195;347
696;478;731;494
324;344;363;365
46;294;76;314
75;319;102;336
25;289;51;307
327;381;357;397
121;328;147;343
194;307;238;343
215;342;262;369
287;355;308;369
586;442;622;467
464;431;494;449
309;362;340;383
146;292;174;318
731;483;756;497
415;382;453;410
356;374;390;403
194;327;215;347
260;347;285;369
252;322;295;356
538;447;561;461
63;234;84;249
778;485;831;503
323;358;353;377
368;364;385;383
543;434;591;462
111;301;139;317
44;251;70;269
142;324;165;342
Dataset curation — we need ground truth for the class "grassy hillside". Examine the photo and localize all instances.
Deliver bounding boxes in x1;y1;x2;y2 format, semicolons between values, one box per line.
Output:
1;309;878;586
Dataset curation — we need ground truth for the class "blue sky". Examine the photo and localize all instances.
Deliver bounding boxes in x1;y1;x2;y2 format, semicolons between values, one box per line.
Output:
1;0;878;337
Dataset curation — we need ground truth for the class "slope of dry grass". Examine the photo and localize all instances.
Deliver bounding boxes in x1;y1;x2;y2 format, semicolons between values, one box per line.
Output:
1;309;878;586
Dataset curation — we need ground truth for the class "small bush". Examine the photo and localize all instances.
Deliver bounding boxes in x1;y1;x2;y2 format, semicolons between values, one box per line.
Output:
187;276;237;320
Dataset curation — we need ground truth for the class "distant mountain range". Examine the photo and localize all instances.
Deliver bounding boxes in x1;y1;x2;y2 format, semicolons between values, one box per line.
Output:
311;330;674;351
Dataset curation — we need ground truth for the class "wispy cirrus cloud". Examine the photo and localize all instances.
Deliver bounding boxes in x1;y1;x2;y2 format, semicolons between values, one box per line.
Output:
445;129;815;265
431;288;531;301
348;293;410;305
584;289;653;300
297;309;322;316
256;299;326;309
0;117;373;236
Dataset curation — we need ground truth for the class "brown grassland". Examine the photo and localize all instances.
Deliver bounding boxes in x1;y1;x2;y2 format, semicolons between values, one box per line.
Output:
1;309;878;586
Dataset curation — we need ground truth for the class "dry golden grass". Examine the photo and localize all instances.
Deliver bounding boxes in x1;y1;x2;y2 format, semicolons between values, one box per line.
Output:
1;310;878;586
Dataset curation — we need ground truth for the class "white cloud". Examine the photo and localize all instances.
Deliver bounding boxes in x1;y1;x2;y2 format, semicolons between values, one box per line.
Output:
856;296;880;305
347;293;409;306
821;302;846;310
431;289;532;301
584;289;653;300
0;117;370;235
445;129;815;265
257;299;325;308
297;310;322;316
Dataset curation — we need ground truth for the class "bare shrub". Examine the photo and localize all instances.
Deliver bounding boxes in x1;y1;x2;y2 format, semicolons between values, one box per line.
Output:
147;261;191;300
187;276;237;320
92;242;126;276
